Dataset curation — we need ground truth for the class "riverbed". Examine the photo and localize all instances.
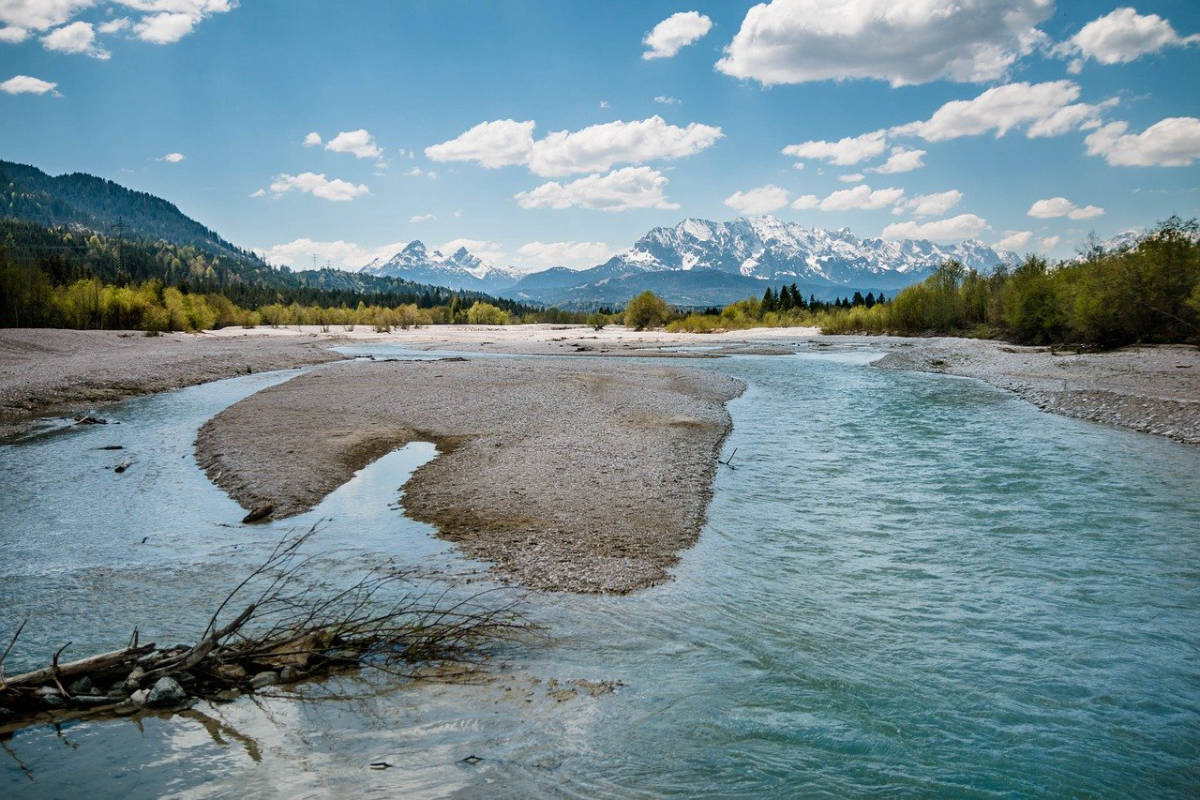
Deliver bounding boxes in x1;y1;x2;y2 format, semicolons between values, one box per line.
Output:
2;342;1198;798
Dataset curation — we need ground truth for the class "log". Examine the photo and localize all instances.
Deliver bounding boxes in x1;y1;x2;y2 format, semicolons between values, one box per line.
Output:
0;644;156;690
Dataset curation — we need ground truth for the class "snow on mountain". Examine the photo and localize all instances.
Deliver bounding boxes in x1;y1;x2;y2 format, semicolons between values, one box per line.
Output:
361;241;521;293
613;216;1011;288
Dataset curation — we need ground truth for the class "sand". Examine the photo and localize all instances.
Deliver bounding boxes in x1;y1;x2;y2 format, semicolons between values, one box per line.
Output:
196;358;744;594
873;337;1200;446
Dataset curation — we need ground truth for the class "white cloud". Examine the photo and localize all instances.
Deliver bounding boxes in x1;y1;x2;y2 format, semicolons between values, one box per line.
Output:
133;12;195;43
409;213;435;223
325;128;382;159
258;237;407;270
894;190;963;217
1040;235;1061;251
893;81;1108;142
405;166;437;179
642;10;712;60
837;173;864;183
528;116;723;176
41;21;108;58
716;0;1052;87
0;0;95;33
599;100;609;109
882;214;989;241
159;151;184;163
791;194;819;210
425;119;536;168
1058;7;1199;67
1084;117;1200;167
249;188;266;198
97;17;130;33
724;185;791;215
126;1;235;44
514;166;679;212
440;238;507;263
0;26;28;42
819;184;905;212
0;74;58;95
302;131;321;147
516;240;615;269
1027;197;1104;220
654;95;680;105
870;146;926;174
782;129;886;166
427;116;722;177
995;230;1033;251
268;172;369;202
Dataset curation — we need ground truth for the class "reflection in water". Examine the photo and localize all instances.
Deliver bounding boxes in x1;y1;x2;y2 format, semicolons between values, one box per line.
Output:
2;351;1199;798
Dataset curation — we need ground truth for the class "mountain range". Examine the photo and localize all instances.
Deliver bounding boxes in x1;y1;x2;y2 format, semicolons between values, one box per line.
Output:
364;216;1014;307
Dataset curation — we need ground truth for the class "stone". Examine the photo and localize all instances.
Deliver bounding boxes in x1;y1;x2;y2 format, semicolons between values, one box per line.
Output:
36;687;65;708
129;689;149;707
215;664;247;681
250;671;279;690
279;666;302;683
69;676;94;695
123;666;146;692
146;677;187;707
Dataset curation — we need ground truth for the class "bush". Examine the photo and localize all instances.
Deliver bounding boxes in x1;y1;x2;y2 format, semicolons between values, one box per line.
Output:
466;301;509;325
623;291;672;330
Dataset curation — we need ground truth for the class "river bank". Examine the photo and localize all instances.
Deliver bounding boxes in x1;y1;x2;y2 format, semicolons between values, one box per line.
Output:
197;357;744;593
873;337;1200;446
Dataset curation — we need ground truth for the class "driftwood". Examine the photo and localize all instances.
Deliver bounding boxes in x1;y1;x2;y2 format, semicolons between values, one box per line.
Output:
0;525;525;731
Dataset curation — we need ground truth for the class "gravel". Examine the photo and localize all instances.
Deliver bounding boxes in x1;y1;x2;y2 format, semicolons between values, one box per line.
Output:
873;338;1200;446
0;329;346;438
196;358;744;594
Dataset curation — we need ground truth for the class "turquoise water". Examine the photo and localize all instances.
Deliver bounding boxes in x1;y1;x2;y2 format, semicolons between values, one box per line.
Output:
2;346;1198;798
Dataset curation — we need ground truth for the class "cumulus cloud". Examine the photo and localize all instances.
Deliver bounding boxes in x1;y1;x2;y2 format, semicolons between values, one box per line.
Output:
516;240;615;269
1057;7;1199;68
724;185;791;215
837;173;864;183
642;11;712;60
894;190;963;217
882;214;989;241
0;74;59;95
819;184;904;212
0;0;96;33
249;188;266;198
995;230;1033;251
782;129;886;166
870;146;926;174
133;12;194;43
425;119;536;168
42;21;108;58
268;172;369;202
159;152;184;162
440;238;507;263
98;17;130;34
893;81;1109;142
302;131;321;147
258;237;408;270
716;0;1052;87
791;194;819;210
514;166;679;212
324;129;382;159
1040;235;1061;251
1084;117;1200;167
0;26;28;42
427;116;722;177
1027;197;1104;220
405;166;437;179
128;1;235;44
408;213;435;223
654;95;680;105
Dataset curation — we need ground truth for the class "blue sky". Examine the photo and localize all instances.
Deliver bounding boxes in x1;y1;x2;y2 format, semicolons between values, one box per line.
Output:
2;1;1198;271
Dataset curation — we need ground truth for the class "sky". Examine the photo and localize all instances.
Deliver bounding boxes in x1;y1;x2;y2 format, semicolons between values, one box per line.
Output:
1;1;1198;272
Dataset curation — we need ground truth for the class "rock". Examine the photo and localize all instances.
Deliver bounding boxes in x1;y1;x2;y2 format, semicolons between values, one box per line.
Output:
74;414;108;425
123;666;145;692
107;682;128;697
279;666;302;683
69;676;94;695
146;677;187;707
250;671;279;690
114;460;132;473
36;687;66;708
212;689;241;703
215;664;247;681
129;689;149;707
242;504;274;524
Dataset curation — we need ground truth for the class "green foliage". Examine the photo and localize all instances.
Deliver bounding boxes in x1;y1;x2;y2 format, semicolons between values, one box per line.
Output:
624;291;672;330
466;301;510;325
816;218;1200;347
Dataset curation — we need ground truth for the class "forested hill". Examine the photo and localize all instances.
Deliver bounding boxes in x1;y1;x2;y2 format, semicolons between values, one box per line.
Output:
0;160;251;261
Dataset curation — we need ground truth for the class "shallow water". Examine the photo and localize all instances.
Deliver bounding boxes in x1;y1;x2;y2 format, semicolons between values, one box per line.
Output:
2;347;1198;798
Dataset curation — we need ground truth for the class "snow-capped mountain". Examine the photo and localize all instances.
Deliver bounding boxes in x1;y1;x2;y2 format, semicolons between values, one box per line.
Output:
361;240;521;294
614;216;1010;284
505;216;1013;307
